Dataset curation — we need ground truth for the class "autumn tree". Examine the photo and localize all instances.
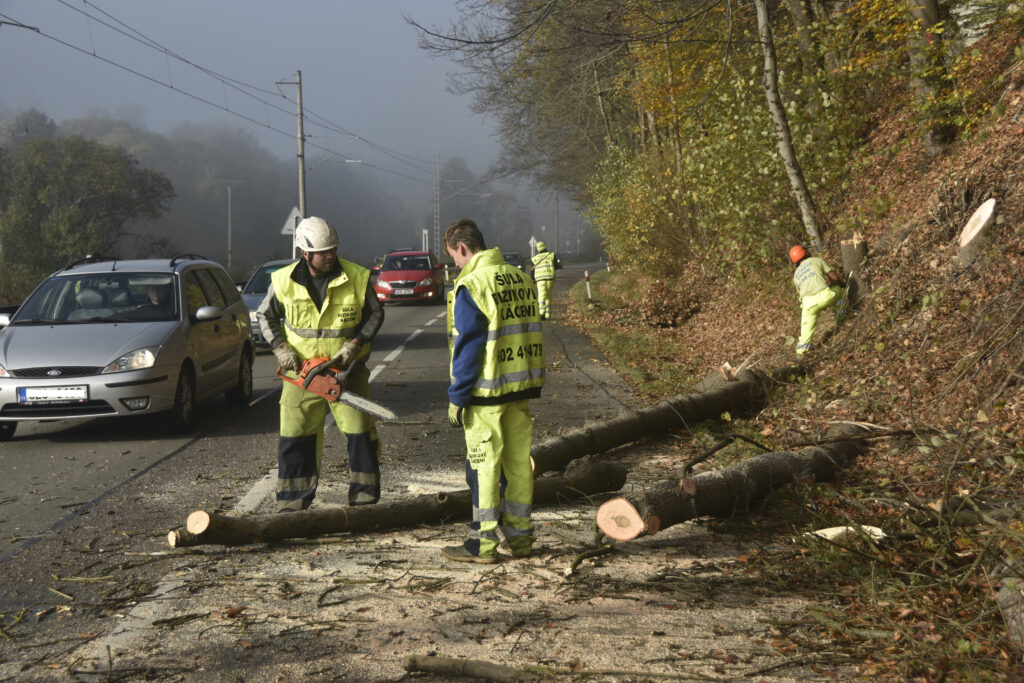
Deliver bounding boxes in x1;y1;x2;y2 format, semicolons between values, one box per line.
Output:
0;135;174;300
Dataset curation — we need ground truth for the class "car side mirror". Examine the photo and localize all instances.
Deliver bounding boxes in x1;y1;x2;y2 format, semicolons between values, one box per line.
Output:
433;263;442;270
194;305;223;322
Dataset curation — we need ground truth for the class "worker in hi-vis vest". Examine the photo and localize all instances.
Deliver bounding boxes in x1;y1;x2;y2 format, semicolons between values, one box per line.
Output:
789;244;844;357
443;218;545;563
530;241;557;320
258;216;385;511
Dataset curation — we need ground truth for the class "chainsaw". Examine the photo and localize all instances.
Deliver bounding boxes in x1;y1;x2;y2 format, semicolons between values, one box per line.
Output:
276;357;397;421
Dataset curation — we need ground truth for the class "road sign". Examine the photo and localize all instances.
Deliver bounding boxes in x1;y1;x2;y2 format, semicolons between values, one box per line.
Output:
280;207;302;235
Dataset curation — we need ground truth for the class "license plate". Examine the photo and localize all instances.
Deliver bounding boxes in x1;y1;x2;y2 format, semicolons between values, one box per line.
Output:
394;288;414;296
18;385;89;404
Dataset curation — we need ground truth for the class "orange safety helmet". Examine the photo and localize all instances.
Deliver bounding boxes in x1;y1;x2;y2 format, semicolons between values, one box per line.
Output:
789;245;807;264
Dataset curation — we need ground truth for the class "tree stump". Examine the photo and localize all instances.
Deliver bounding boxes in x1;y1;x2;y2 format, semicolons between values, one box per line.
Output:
840;233;868;309
957;197;996;267
597;423;870;541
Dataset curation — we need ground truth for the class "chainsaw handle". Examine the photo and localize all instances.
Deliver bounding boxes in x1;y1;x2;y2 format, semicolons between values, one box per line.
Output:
302;360;333;389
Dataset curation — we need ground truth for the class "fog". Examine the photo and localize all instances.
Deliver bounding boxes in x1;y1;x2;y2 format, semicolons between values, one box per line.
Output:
0;1;589;277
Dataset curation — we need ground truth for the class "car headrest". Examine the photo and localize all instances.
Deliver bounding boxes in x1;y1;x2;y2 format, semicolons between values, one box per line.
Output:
108;289;129;306
76;287;106;308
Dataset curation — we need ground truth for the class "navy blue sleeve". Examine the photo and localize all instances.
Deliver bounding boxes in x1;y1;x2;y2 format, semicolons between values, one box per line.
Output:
448;287;488;407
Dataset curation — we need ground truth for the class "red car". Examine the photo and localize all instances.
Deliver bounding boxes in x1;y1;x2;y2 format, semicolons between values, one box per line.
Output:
372;250;446;304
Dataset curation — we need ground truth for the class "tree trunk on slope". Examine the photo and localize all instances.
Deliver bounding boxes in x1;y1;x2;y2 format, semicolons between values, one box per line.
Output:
531;365;804;477
597;423;870;541
840;233;869;309
906;0;957;157
168;455;626;548
753;0;824;251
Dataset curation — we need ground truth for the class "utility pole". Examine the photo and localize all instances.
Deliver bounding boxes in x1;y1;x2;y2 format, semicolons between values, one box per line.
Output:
228;184;233;270
277;71;308;218
296;71;307;218
554;191;559;255
433;154;441;258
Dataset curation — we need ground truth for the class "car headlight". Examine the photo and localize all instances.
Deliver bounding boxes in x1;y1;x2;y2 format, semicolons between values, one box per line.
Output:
249;310;258;324
377;280;392;290
418;277;434;287
103;346;160;373
0;364;9;378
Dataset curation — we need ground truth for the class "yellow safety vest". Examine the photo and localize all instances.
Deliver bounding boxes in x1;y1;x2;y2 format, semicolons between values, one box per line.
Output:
448;248;545;400
270;260;371;362
792;256;834;300
532;250;555;281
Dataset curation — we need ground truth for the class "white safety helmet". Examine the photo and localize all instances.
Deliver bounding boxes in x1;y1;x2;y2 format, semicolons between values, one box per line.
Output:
295;216;338;253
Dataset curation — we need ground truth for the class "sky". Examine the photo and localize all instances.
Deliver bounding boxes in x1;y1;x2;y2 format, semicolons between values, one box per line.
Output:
0;0;501;194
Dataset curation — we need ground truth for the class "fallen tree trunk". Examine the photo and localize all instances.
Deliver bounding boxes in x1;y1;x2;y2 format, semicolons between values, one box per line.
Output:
597;423;870;541
531;366;803;476
169;455;626;548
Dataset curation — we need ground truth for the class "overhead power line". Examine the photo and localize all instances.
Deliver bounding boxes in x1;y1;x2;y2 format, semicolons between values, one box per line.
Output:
3;3;438;186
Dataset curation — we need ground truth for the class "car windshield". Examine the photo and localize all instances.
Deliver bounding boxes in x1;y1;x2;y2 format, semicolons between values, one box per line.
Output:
244;263;288;294
383;255;431;271
504;252;521;263
12;273;177;324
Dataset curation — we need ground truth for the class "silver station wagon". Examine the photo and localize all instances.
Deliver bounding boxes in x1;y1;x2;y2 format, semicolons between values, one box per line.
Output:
0;255;254;441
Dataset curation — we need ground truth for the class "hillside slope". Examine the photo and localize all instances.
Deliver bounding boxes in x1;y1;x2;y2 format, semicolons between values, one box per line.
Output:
569;22;1024;679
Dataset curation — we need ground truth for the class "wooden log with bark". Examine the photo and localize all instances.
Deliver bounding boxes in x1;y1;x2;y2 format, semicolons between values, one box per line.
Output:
168;455;626;548
596;423;870;541
957;197;997;268
530;365;803;477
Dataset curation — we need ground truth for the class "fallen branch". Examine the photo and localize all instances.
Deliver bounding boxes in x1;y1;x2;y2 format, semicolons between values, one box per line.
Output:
169;456;626;548
530;366;803;476
597;423;870;541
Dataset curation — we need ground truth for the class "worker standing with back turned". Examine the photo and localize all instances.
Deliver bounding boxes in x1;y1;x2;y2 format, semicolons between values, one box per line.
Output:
789;244;844;357
530;240;557;320
258;216;385;511
443;218;545;563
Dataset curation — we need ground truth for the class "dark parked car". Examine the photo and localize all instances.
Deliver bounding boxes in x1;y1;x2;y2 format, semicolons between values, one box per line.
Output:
0;255;254;440
240;258;294;347
502;251;526;271
372;250;445;305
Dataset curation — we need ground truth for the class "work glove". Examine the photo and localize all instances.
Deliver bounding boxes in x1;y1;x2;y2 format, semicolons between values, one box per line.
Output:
331;339;361;369
272;342;301;374
448;402;464;428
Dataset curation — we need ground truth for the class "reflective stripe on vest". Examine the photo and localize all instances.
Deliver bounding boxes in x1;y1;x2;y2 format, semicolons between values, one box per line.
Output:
532;251;555;281
271;260;371;361
450;248;545;399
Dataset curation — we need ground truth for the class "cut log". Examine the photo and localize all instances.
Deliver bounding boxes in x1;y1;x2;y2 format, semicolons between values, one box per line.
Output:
840;233;868;309
530;365;803;477
168;455;626;548
597;423;870;541
957;197;996;267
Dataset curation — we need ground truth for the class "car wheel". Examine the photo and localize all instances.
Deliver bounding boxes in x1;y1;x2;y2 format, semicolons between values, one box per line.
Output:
225;352;253;406
161;367;196;434
0;422;16;441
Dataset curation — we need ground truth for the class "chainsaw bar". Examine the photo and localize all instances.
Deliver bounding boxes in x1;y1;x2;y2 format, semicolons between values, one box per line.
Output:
334;390;398;421
276;359;398;421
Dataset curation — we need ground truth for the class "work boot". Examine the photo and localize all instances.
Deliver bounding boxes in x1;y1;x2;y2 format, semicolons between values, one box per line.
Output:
442;546;499;564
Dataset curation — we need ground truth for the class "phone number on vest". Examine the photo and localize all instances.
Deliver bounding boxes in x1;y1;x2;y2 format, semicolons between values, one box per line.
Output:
497;343;543;362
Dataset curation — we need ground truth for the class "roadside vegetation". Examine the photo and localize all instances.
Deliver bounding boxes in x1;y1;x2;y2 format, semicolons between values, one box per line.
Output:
420;0;1024;678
